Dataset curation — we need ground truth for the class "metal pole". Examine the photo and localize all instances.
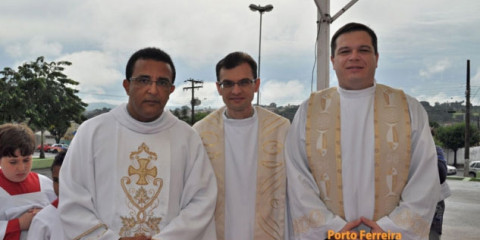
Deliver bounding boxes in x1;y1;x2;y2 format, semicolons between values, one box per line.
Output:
257;13;263;105
316;0;330;91
313;0;358;91
191;80;195;125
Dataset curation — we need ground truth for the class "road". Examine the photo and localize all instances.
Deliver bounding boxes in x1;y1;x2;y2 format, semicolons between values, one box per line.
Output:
442;179;480;240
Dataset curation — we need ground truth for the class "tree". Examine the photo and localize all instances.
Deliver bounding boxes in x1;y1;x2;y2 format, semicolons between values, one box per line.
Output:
0;57;87;158
436;123;480;167
171;106;191;123
193;111;210;123
0;67;29;123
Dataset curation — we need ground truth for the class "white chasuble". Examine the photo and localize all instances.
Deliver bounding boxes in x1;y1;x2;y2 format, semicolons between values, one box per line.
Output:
59;104;217;240
285;84;440;239
193;106;290;240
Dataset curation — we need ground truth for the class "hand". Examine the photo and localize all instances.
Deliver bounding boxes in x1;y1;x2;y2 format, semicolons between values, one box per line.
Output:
18;207;42;230
339;218;362;233
327;218;362;240
360;217;385;239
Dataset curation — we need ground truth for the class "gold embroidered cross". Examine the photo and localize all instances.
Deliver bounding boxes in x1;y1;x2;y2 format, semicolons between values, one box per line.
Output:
128;158;157;185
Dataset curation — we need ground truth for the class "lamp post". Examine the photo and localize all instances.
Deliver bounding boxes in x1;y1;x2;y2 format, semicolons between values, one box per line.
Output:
249;3;273;106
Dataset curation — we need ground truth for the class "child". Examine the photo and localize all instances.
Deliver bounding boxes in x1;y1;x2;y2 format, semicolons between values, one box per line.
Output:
27;151;66;240
0;123;56;240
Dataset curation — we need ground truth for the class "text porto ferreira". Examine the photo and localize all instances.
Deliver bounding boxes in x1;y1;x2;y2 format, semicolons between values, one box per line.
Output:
327;230;402;240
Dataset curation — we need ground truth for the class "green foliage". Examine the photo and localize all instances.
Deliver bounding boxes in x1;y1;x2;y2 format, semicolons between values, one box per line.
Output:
0;67;28;122
171;106;191;123
436;123;480;166
170;106;212;125
275;105;299;122
194;111;210;123
0;56;87;146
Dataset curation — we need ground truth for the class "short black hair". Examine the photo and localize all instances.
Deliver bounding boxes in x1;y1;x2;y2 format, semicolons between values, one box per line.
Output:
331;22;378;57
125;47;176;83
51;150;66;172
0;123;35;158
215;52;257;82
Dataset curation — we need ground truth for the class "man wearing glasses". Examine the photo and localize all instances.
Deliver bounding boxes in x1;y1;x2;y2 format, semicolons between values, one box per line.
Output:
59;47;217;240
194;52;291;240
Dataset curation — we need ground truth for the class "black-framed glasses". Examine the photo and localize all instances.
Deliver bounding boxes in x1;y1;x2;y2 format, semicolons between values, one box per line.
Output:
218;79;256;89
130;76;172;88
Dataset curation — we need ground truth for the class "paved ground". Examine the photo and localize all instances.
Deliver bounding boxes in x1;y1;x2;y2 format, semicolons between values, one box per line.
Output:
33;165;480;239
442;179;480;240
33;167;52;178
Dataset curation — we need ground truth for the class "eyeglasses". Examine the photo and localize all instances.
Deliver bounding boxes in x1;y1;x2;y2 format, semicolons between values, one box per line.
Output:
218;79;256;89
130;76;173;88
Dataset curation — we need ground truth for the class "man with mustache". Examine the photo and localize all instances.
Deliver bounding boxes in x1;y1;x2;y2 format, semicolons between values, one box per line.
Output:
59;47;217;240
286;22;439;239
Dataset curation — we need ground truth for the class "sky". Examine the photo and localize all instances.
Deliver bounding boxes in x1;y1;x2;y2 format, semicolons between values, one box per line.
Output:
1;0;480;110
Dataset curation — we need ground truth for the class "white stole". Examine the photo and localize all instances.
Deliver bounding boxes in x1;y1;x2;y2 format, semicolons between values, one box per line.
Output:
194;106;290;240
305;84;411;220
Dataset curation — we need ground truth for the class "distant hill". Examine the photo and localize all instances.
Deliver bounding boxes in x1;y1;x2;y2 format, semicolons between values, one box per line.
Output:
85;102;117;111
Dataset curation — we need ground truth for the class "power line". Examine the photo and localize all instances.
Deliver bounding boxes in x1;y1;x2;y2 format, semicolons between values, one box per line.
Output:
183;78;203;125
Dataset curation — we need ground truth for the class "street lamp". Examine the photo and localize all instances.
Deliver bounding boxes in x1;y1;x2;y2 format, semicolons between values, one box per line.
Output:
249;3;273;106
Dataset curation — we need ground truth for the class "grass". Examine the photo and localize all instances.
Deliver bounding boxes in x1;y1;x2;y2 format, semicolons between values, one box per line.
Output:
32;157;54;169
447;175;480;182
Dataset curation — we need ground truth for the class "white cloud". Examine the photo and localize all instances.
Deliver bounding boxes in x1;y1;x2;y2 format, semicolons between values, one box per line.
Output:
419;59;451;79
168;80;223;109
472;66;480;85
5;36;62;59
57;51;124;94
1;0;480;109
261;79;308;106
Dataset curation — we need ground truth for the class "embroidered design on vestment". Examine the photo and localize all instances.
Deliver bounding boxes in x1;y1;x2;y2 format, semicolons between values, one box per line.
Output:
120;142;163;237
391;208;430;238
292;210;326;235
304;84;411;233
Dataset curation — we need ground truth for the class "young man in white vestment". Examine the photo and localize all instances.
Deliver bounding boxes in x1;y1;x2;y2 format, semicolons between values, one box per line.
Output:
193;52;291;240
0;123;57;240
27;151;66;240
59;47;217;240
285;22;440;239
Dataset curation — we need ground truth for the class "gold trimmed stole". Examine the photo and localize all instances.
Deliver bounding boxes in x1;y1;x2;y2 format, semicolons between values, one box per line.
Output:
193;106;290;240
305;84;411;220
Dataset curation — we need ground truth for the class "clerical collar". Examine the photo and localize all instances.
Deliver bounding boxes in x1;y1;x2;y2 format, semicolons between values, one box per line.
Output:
338;82;376;98
224;108;256;120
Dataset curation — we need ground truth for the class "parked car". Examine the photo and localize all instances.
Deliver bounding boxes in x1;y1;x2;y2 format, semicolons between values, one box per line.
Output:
469;161;480;178
447;165;457;175
48;144;68;153
36;144;52;152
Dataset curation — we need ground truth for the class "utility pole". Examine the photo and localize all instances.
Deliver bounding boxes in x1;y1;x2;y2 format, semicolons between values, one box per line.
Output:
183;79;203;125
314;0;359;91
465;60;471;177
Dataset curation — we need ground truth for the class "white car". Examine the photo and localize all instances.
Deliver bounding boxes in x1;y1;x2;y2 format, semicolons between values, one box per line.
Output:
469;161;480;178
447;165;457;175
